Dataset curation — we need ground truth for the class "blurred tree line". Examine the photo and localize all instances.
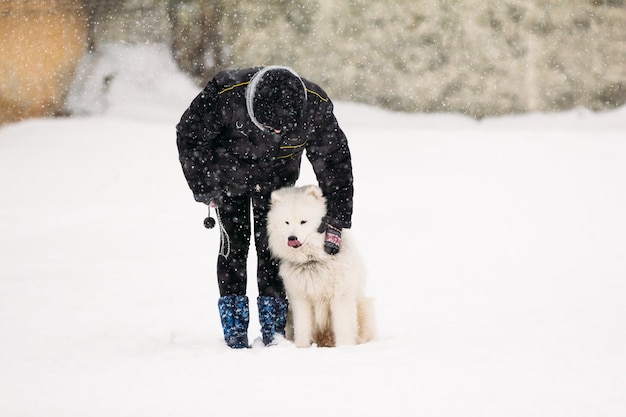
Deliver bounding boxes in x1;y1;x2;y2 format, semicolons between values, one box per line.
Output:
1;0;624;124
213;0;626;117
82;0;626;117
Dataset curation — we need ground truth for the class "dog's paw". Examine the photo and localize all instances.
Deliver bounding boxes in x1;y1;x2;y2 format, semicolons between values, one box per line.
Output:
294;338;312;348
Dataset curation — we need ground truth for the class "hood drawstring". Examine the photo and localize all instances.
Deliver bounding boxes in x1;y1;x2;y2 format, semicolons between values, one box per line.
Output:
204;206;230;259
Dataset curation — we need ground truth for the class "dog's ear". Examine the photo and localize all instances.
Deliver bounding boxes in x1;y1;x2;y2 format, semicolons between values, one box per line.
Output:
303;184;324;200
270;190;282;204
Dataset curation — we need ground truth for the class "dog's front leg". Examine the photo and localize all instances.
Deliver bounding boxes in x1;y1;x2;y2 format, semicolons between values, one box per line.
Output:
331;297;358;346
291;297;313;348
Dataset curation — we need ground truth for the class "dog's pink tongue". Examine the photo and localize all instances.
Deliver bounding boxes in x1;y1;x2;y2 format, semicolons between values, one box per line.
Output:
288;239;302;248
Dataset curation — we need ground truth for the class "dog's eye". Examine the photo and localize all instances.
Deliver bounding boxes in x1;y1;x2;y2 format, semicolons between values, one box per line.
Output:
300;220;307;225
285;221;289;225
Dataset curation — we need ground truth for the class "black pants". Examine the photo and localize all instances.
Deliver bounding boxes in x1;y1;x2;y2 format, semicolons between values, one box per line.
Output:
216;192;285;299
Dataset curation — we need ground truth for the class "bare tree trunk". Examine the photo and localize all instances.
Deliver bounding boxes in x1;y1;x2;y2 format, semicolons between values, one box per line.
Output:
83;0;124;52
169;0;224;86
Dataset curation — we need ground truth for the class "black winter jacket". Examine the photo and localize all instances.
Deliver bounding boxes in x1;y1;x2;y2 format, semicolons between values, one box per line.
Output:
176;67;354;228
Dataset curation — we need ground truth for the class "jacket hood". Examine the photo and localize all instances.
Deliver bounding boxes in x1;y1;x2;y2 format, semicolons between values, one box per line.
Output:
245;66;307;133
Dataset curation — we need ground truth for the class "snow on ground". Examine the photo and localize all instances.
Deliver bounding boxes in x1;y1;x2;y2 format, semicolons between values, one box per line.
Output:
1;45;625;416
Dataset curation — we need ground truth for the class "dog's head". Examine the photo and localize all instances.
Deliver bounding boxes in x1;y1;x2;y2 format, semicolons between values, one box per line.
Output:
267;185;327;260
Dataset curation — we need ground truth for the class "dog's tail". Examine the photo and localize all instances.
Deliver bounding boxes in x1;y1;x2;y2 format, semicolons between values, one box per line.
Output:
357;297;377;344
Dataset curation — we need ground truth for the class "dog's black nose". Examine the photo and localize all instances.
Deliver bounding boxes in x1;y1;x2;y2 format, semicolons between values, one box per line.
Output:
287;235;302;248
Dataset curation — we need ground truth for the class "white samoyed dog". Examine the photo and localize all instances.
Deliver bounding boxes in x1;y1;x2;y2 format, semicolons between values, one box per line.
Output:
267;185;376;347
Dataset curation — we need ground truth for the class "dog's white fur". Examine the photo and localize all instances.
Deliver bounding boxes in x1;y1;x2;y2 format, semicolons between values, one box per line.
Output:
267;185;376;347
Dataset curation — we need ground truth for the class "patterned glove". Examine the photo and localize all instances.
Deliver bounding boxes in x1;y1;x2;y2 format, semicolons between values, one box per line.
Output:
318;222;342;255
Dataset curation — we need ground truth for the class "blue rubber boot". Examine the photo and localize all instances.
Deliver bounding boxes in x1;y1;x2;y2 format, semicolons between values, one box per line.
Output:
257;296;289;345
218;295;249;349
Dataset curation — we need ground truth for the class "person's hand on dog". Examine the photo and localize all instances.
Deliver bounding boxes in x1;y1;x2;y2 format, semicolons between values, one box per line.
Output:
318;222;342;255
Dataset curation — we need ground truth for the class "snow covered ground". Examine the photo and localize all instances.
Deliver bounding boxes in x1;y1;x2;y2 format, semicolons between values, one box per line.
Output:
1;45;625;416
